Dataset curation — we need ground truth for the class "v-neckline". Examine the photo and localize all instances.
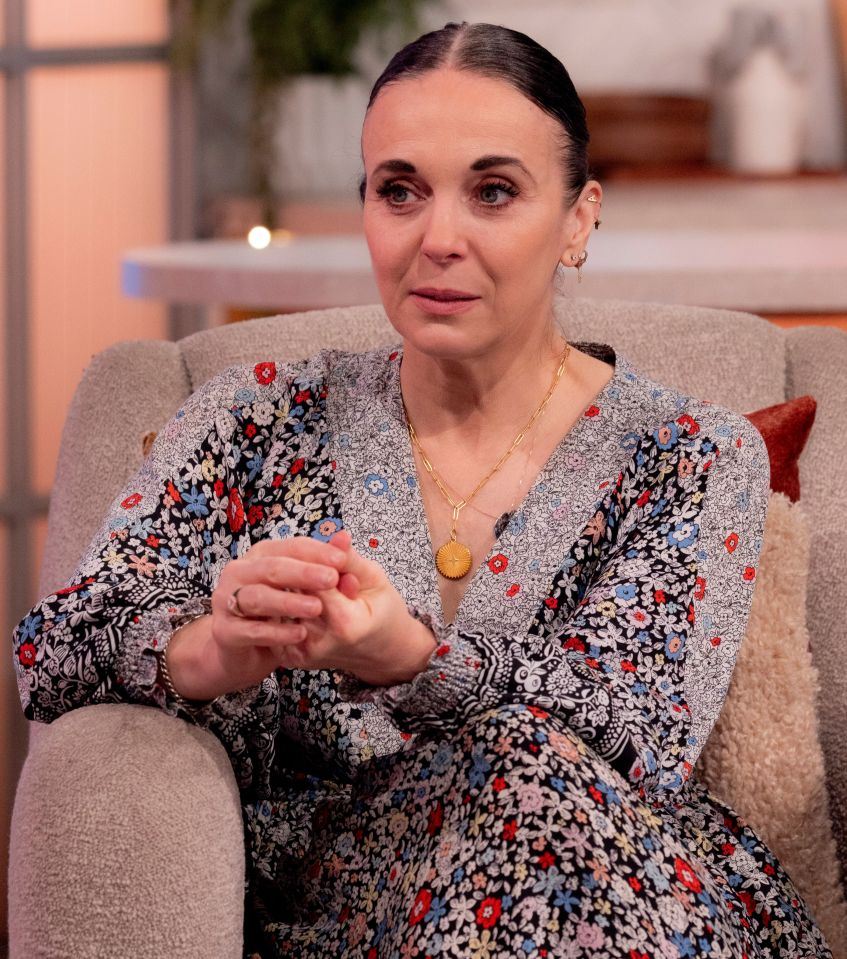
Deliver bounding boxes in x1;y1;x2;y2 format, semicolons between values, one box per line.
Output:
328;340;633;640
392;343;621;626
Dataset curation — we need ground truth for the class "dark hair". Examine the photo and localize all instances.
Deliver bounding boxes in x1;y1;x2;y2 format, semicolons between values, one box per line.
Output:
359;21;590;205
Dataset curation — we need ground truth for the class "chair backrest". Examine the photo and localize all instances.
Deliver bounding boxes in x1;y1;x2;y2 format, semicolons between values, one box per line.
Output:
41;296;847;874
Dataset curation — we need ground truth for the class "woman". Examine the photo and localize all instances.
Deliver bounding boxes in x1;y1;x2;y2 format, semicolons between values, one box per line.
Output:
13;22;830;958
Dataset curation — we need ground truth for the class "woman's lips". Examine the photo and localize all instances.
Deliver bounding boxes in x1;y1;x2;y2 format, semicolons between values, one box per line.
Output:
409;288;481;315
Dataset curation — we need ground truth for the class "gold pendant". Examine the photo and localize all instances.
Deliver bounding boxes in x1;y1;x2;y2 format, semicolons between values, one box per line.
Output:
435;540;472;580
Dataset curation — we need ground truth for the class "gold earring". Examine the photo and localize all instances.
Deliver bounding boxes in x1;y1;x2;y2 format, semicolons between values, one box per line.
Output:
570;250;588;283
586;194;602;229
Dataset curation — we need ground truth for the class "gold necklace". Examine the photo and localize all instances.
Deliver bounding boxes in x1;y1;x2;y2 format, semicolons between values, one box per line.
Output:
404;342;571;580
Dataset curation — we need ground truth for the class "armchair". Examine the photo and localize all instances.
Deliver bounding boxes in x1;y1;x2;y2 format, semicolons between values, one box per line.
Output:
9;299;847;956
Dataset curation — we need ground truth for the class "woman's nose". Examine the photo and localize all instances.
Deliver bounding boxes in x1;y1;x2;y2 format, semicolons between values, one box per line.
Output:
419;198;466;263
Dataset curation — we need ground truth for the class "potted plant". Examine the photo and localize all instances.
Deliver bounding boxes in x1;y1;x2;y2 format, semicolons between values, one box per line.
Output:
172;0;435;220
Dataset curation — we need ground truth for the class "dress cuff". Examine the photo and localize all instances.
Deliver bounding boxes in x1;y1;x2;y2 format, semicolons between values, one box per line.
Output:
335;607;483;726
114;596;220;720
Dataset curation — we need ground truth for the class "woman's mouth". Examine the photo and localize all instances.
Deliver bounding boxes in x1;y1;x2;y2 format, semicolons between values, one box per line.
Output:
409;288;481;315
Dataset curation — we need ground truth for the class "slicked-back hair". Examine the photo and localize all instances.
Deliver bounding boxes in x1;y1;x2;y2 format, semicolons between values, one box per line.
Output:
359;21;590;206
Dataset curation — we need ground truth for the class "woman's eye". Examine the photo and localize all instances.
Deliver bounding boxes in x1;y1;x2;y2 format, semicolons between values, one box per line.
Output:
478;181;518;206
376;182;415;206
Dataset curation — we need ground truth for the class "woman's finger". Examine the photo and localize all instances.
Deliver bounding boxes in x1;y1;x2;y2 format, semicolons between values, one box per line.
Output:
213;616;307;650
238;555;340;593
247;536;348;568
224;583;323;621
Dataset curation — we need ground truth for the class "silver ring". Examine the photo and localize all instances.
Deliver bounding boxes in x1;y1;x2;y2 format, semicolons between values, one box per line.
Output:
227;587;248;619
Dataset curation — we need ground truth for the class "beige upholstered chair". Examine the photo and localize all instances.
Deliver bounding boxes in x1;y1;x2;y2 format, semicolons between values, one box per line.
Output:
9;300;847;957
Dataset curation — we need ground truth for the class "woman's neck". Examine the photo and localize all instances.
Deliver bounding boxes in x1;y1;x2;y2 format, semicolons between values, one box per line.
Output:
398;328;568;445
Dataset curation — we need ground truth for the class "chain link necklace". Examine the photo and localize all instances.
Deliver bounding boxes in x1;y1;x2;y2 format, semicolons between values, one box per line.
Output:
404;342;571;580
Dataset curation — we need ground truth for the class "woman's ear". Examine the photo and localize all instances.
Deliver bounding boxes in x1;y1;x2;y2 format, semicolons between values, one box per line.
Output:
559;180;603;270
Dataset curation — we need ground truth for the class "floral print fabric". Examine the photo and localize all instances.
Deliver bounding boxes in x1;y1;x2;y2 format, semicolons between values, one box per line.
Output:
13;341;830;957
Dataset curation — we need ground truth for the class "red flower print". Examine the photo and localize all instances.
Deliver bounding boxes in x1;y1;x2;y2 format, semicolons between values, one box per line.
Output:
630;951;650;959
248;505;265;525
506;583;520;598
272;474;284;488
628;876;642;892
564;636;585;652
674;857;702;893
527;706;549;719
166;481;182;502
676;413;700;435
245;423;257;438
55;577;94;596
743;566;756;581
295;390;310;403
121;493;142;509
409;889;432;926
488;553;508;574
545;597;558;609
389;350;399;361
435;644;450;658
694;576;706;600
636;489;651;508
492;776;507;792
503;819;518;841
476;897;502;929
227;489;245;532
621;660;636;672
654;589;666;604
254;361;276;384
289;458;305;475
725;532;739;553
214;479;224;498
589;785;604;804
18;643;36;667
427;802;443;836
537;851;556;870
710;636;722;647
146;534;160;548
584;404;600;417
368;538;379;549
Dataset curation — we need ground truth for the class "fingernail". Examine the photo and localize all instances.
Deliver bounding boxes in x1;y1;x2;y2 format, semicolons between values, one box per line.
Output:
320;569;337;586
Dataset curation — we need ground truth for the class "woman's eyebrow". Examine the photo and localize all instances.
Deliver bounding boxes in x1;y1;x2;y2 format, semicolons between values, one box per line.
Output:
372;159;417;177
470;155;533;178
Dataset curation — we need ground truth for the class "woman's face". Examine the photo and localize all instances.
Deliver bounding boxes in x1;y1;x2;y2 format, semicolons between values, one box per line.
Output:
361;67;593;362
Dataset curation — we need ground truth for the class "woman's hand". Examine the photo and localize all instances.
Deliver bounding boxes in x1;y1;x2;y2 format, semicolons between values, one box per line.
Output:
279;530;437;686
165;537;349;701
164;533;435;701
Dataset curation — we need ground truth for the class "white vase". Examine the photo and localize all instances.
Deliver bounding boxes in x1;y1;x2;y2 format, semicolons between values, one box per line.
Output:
726;46;804;175
272;74;372;200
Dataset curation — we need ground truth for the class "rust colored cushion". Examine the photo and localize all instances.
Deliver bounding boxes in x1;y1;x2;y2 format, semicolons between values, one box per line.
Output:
744;395;816;502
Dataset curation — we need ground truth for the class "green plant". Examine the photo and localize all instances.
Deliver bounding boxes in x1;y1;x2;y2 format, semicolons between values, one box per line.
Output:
172;0;434;218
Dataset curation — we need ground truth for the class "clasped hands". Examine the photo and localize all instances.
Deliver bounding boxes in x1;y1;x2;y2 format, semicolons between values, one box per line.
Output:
165;530;437;703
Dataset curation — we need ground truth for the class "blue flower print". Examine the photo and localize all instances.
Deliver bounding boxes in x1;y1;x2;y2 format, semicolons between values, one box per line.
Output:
364;473;389;497
312;516;343;542
668;520;699;549
19;614;43;640
246;455;265;482
183;486;209;517
108;516;129;531
615;583;637;601
665;633;686;660
234;388;256;404
620;430;642;452
653;421;679;449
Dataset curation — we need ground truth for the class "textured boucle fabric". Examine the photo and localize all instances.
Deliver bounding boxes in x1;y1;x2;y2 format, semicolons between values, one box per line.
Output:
698;492;847;955
784;325;847;873
29;298;846;947
9;704;245;959
39;340;189;598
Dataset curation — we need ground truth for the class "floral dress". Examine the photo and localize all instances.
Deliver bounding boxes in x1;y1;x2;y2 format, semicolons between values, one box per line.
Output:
13;341;830;958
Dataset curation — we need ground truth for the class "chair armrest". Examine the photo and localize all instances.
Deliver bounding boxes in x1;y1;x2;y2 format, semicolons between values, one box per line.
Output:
8;704;245;959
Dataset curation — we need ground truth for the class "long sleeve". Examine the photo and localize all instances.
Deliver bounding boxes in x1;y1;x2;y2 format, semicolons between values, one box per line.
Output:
339;410;770;799
12;359;329;794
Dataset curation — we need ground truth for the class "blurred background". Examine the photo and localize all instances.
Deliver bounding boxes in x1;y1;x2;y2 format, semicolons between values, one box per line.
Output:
1;0;846;946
